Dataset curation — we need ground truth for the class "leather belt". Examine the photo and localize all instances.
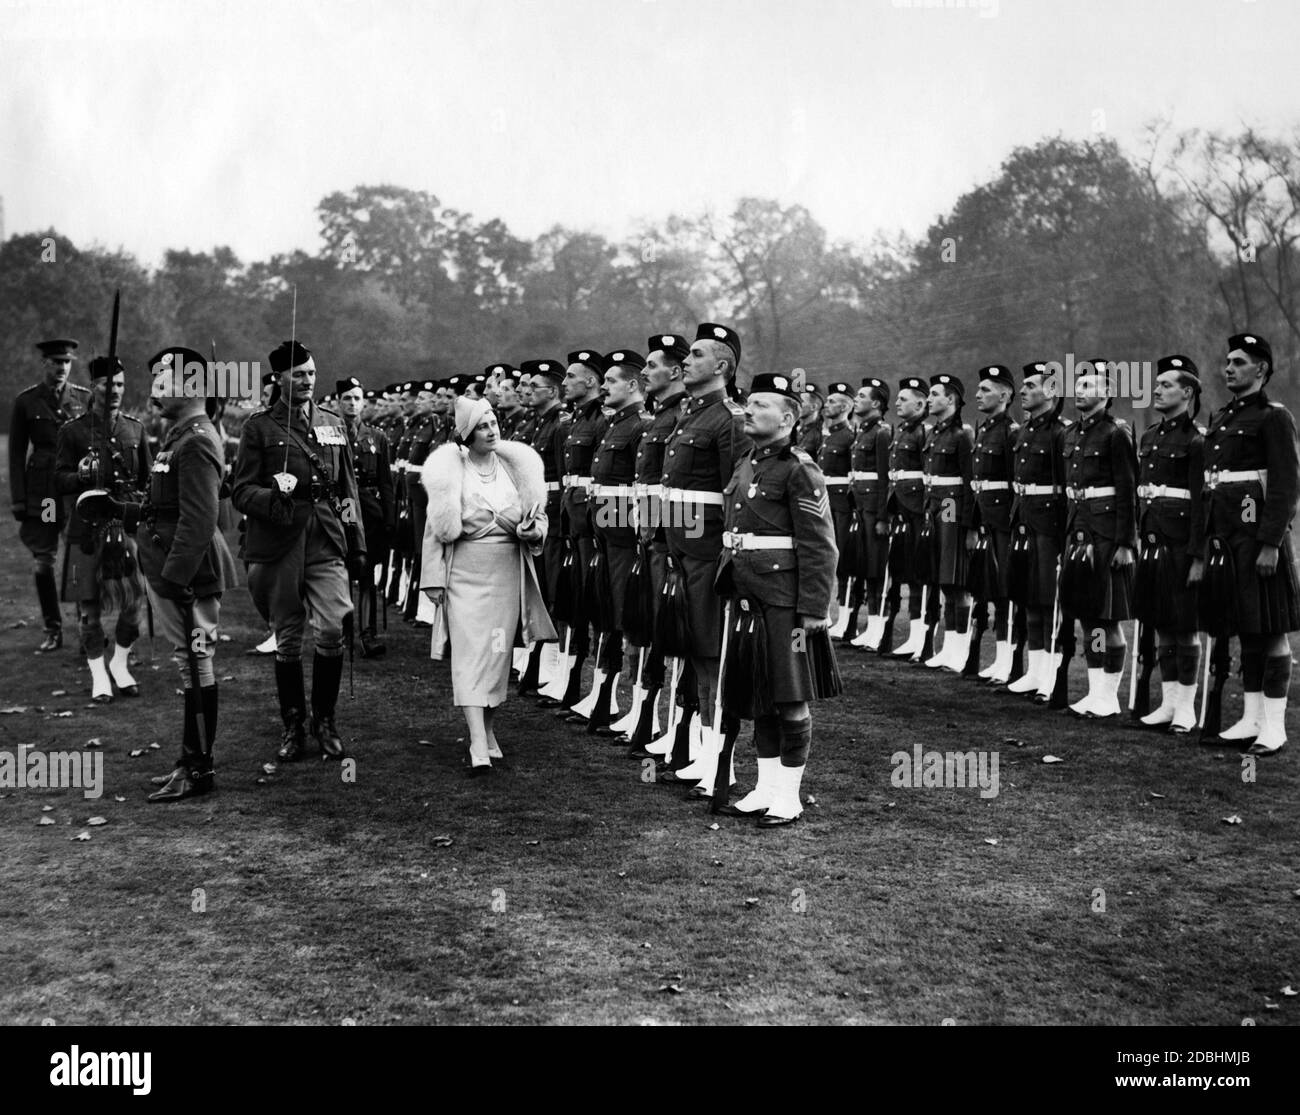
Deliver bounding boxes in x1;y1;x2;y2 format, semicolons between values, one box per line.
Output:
662;487;724;507
1138;484;1191;500
544;481;561;492
889;469;924;482
591;484;637;497
849;470;880;482
971;480;1010;493
823;476;851;487
1067;485;1117;500
923;476;963;487
722;531;794;551
634;482;663;498
1014;482;1061;496
562;474;594;488
1204;468;1266;490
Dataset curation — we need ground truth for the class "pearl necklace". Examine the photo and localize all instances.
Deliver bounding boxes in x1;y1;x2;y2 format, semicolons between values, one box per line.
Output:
469;453;498;482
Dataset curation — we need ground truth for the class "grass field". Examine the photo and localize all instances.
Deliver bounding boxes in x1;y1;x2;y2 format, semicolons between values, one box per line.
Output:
1;439;1297;1026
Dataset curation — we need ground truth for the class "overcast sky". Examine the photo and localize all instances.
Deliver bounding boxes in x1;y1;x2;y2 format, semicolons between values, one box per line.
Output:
2;0;1297;267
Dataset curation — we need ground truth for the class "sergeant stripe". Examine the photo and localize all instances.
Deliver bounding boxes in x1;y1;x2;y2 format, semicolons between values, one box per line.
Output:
797;494;830;518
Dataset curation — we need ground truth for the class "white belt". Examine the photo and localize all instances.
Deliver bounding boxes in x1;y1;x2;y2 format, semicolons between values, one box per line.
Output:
889;469;924;482
592;484;637;497
1014;483;1061;496
1067;485;1117;500
924;476;963;487
1204;468;1266;489
722;531;794;551
1138;484;1191;500
972;480;1010;493
823;476;851;487
634;482;663;498
544;481;561;492
403;462;425;474
849;470;880;482
662;487;724;507
562;474;593;488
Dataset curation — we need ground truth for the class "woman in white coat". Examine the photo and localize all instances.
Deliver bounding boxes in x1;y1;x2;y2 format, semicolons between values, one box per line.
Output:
422;395;556;773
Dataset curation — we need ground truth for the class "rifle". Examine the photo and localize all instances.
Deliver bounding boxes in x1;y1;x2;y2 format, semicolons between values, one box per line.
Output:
1129;619;1157;719
345;580;357;699
1046;557;1072;708
710;600;736;813
182;599;208;759
1198;634;1231;742
962;602;988;676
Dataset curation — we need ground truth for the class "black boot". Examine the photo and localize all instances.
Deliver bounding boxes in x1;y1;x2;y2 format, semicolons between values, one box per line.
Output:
658;708;699;781
197;683;218;785
875;609;897;656
625;685;661;757
586;670;619;736
518;642;545;697
962;614;988;677
275;658;307;761
1047;635;1074;709
148;688;213;802
556;654;586;713
310;652;346;759
1006;637;1028;687
35;568;62;651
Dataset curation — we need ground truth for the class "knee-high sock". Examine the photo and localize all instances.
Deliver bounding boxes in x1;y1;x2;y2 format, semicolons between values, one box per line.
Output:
779;716;812;767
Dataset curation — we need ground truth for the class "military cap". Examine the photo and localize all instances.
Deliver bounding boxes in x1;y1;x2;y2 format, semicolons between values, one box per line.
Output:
417;380;437;394
336;376;363;395
861;377;890;403
647;333;690;362
977;364;1014;388
1156;354;1199;377
898;376;927;396
604;349;646;372
268;340;313;372
749;372;800;400
568;349;606;375
1228;332;1273;366
88;355;125;381
1087;358;1110;376
364;389;379;400
402;381;422;397
930;373;964;399
1021;361;1049;379
36;339;78;359
262;370;278;388
485;363;515;378
695;322;741;364
802;382;823;398
826;381;853;400
521;359;565;384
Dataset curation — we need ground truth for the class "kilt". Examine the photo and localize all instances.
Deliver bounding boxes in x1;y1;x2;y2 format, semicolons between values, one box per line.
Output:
832;508;853;580
1060;528;1133;621
924;508;967;588
1133;536;1198;631
724;597;817;707
538;533;564;608
968;526;1011;601
887;510;923;583
854;508;889;581
1008;525;1061;609
1199;531;1300;636
605;540;637;631
676;549;725;659
63;531;143;605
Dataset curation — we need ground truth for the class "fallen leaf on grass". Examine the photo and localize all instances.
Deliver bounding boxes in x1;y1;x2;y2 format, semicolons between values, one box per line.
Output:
52;711;73;718
255;777;268;785
128;749;145;758
218;634;231;642
1282;986;1298;997
113;796;125;803
1263;999;1280;1010
807;795;817;805
616;871;626;878
1042;755;1064;764
1003;738;1027;747
1222;815;1243;825
221;675;235;682
38;816;55;826
86;817;107;826
523;839;539;846
657;984;683;994
84;737;102;749
0;707;30;715
744;897;759;907
70;831;90;841
41;805;53;812
417;739;435;748
51;690;67;697
431;835;454;847
262;763;277;775
10;620;29;628
1148;791;1166;799
708;823;719;831
984;838;999;846
148;742;161;750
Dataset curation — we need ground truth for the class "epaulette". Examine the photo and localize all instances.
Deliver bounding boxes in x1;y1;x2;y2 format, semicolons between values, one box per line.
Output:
316;402;342;418
1196;423;1207;436
961;421;974;435
120;411;144;425
724;398;746;416
1268;401;1286;409
792;446;815;465
1060;417;1074;427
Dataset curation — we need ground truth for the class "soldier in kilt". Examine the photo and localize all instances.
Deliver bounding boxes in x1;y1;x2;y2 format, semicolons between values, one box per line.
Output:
848;378;895;650
1060;362;1138;719
885;376;933;658
968;366;1020;682
797;382;823;459
1201;333;1300;754
921;374;975;671
55;356;152;703
1132;355;1205;733
817;382;855;634
1007;363;1070;700
714;372;839;827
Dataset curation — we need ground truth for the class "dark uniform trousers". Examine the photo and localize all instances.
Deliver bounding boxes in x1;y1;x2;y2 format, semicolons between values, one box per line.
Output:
971;411;1019;639
850;418;892;612
1061;410;1137;670
9;382;75;635
716;439;837;765
531;406;569;612
231;400;365;723
347;419;395;640
561;397;609;663
1010;409;1069;649
887;417;932;624
54;410;152;656
402;414;442;619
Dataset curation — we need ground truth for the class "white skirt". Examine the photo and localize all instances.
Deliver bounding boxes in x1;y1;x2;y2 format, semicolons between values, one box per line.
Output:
447;536;521;707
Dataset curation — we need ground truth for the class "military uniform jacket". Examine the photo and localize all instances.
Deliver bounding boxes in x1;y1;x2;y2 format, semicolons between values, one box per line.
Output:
591;403;648;547
1062;410;1137;548
1202;389;1300;548
817;422;855;515
971;411;1019;532
403;414;442;502
382;416;407;465
561;397;609;532
230;399;365;565
9;382;76;522
530;404;570;528
55;410;152;543
347;418;396;538
718;440;837;617
661;388;753;560
1011;410;1069;538
137;415;238;595
850;418;891;518
797;422;822;461
635;389;685;543
887;416;927;517
922;414;974;527
1135;412;1205;561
